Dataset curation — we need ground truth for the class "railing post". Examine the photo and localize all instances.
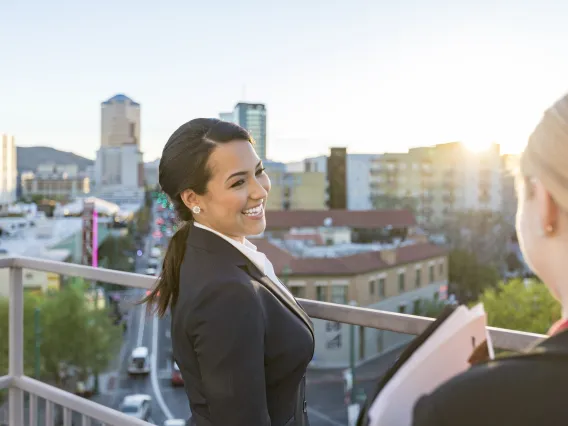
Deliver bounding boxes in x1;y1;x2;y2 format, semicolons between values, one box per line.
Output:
9;266;24;426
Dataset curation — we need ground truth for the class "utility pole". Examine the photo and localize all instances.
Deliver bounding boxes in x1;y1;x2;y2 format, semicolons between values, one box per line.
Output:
347;300;361;426
34;307;41;379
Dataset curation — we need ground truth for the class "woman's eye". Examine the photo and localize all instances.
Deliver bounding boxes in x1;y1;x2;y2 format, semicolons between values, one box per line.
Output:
231;180;245;188
256;168;266;176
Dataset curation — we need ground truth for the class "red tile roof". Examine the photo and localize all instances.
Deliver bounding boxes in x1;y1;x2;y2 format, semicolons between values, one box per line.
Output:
250;239;447;276
264;209;416;230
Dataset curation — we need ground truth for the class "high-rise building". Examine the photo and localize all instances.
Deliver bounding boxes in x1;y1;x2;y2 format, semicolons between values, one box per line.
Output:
220;103;267;160
95;94;144;204
100;94;141;148
0;134;17;207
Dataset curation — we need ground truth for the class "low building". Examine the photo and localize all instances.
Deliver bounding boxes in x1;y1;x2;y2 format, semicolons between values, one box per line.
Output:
0;215;111;297
253;209;449;367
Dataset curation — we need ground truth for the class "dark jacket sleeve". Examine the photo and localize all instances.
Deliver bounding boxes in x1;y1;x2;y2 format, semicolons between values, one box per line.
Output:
189;278;270;426
412;394;448;426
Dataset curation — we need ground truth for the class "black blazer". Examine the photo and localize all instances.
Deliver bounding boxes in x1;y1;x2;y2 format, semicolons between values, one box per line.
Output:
171;224;315;426
412;330;568;426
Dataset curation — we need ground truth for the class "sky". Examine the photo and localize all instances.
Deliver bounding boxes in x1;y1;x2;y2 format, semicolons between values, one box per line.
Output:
2;0;568;163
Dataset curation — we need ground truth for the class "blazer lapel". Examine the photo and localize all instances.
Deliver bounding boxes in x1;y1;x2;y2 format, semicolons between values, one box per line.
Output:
242;263;315;338
189;225;315;338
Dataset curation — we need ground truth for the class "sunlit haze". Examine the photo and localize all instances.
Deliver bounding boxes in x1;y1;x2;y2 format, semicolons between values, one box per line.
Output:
2;0;568;162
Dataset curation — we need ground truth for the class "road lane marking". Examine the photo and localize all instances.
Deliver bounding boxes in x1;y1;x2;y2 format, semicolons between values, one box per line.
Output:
136;303;146;347
307;407;345;426
151;314;174;420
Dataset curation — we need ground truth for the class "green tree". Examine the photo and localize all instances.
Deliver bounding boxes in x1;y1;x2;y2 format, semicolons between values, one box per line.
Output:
442;210;514;269
479;278;560;334
449;249;500;303
0;293;43;377
39;283;122;387
505;252;524;273
413;297;448;318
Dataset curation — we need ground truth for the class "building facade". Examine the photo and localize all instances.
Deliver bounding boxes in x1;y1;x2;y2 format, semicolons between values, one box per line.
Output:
100;94;141;148
265;161;327;211
252;209;448;367
0;134;17;207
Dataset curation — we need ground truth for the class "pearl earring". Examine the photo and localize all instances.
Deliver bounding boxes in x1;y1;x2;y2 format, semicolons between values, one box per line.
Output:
192;206;201;214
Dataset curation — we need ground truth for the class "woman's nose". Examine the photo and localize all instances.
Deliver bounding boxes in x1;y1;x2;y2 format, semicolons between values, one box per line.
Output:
251;178;268;199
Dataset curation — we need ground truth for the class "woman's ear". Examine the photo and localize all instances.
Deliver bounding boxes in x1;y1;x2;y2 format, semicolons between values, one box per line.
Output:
535;180;559;235
180;189;197;211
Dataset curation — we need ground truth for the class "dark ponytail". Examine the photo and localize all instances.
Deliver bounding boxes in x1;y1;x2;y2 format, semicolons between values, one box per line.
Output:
139;118;253;317
142;222;191;317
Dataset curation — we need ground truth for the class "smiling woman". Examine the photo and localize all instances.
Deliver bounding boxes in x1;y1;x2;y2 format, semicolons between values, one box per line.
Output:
142;118;314;426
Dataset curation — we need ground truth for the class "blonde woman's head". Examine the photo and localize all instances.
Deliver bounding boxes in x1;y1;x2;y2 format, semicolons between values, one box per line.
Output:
517;92;568;302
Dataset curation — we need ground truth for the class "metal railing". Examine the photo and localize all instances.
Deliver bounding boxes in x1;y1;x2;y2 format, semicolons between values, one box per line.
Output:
0;255;547;426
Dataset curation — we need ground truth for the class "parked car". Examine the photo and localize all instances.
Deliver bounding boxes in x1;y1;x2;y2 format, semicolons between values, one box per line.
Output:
119;394;152;420
171;362;184;386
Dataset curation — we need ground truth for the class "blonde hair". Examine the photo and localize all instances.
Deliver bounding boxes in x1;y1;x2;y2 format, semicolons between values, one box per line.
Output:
520;93;568;211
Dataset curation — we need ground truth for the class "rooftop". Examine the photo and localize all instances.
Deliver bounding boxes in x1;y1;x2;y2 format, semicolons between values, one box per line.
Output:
101;93;140;107
0;217;83;260
252;238;447;276
264;209;416;230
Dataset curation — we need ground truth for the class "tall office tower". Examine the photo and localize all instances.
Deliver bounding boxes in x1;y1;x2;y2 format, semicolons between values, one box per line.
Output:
100;94;141;147
96;94;144;203
0;134;17;206
234;103;267;160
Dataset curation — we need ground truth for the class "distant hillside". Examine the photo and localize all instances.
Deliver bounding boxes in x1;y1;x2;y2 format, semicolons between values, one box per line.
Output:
17;146;94;173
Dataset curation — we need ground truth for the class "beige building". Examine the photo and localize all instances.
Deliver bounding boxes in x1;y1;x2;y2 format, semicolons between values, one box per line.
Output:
100;94;141;148
370;142;503;225
257;209;449;367
265;163;327;210
21;169;90;199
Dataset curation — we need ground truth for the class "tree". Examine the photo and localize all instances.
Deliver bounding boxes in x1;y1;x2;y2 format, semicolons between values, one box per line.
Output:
449;249;500;303
39;283;122;388
479;278;560;335
413;297;448;318
0;293;43;377
505;252;524;273
441;210;514;270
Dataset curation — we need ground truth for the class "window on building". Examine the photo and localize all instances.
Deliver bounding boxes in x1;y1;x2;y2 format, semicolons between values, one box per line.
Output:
429;265;435;283
369;280;375;295
378;278;386;297
331;285;347;304
398;273;405;293
316;286;328;302
439;262;444;275
415;269;421;288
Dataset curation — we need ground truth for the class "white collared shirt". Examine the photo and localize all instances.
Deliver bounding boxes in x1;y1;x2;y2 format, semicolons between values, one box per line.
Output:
193;222;293;297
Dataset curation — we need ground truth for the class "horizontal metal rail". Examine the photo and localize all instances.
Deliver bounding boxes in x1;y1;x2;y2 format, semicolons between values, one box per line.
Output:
1;255;549;426
1;255;547;352
13;376;151;426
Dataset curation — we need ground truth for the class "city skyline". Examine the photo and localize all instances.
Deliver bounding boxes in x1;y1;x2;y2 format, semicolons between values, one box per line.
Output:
3;1;568;162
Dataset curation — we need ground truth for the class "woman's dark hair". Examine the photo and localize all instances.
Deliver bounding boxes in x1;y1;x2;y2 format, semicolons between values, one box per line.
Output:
140;118;253;317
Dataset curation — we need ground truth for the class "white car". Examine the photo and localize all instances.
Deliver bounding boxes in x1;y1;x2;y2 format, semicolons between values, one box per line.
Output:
119;394;152;420
127;346;150;375
145;267;157;276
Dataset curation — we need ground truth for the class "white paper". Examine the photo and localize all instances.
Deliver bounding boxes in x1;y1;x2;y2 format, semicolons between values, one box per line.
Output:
367;303;493;426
